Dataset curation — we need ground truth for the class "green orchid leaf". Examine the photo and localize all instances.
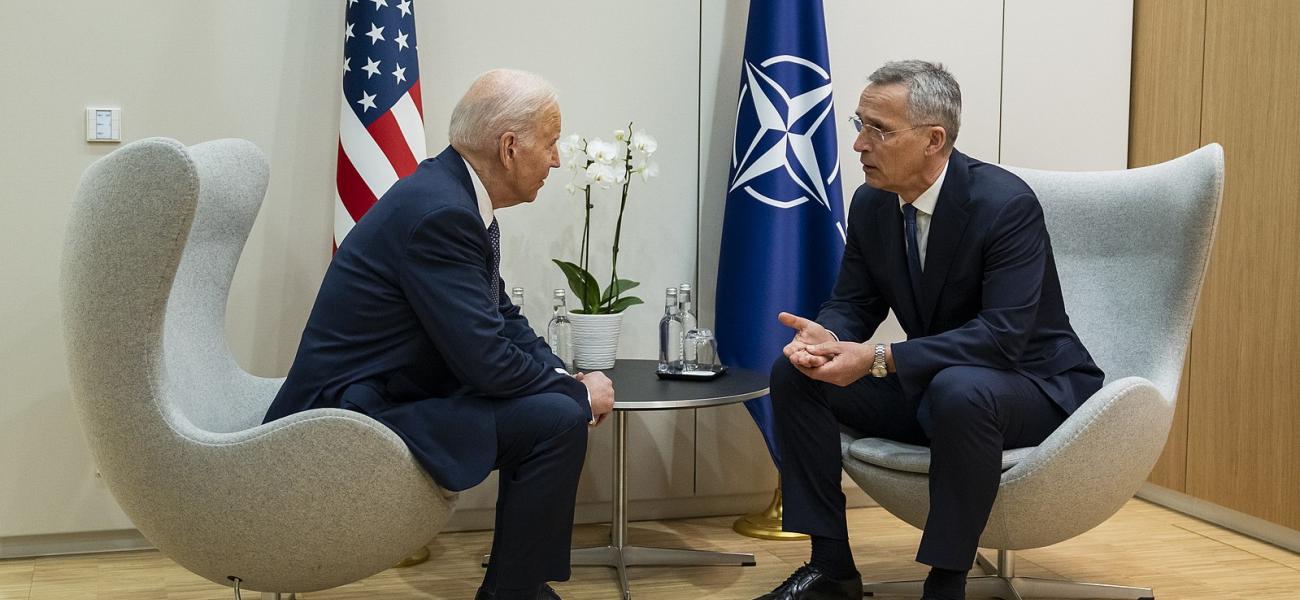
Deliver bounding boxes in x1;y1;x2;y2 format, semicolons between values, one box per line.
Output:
600;278;641;303
552;259;601;311
603;295;644;314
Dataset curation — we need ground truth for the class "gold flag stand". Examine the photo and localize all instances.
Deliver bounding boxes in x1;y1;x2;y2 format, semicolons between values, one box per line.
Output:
393;546;430;568
733;485;808;541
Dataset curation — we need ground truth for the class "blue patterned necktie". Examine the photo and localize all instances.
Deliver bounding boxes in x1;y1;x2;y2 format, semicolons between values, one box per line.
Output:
902;203;923;303
488;217;501;306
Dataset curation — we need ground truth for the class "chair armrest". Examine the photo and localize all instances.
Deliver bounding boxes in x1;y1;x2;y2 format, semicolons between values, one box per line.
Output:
103;408;455;593
984;376;1173;548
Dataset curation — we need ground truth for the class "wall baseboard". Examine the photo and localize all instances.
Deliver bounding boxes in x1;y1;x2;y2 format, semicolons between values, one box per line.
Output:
0;488;877;559
7;487;1292;560
0;529;152;560
445;487;876;532
1137;483;1300;553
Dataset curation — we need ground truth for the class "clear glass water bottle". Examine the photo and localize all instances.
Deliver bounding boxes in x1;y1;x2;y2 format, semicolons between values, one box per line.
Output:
678;283;699;370
510;286;529;331
658;287;684;373
546;289;574;371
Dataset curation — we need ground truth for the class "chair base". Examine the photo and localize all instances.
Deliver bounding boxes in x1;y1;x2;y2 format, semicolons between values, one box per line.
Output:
230;578;297;600
863;550;1153;599
864;577;1154;599
229;578;295;600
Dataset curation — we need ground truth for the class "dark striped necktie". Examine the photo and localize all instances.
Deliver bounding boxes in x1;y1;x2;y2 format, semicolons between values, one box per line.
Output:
902;203;923;302
488;217;501;306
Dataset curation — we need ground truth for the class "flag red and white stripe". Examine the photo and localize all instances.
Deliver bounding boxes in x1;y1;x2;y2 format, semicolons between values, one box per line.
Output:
335;0;426;246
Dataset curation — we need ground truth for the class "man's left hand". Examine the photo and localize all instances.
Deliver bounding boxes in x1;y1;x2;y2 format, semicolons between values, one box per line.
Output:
800;342;874;387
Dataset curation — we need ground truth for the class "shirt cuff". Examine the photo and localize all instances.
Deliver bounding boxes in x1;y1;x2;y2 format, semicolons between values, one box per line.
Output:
556;367;598;424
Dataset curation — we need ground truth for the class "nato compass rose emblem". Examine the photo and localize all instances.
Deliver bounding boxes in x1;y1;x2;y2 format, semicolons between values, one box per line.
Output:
729;55;841;213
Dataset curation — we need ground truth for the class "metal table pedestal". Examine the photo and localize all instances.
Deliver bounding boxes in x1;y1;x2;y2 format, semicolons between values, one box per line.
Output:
484;360;769;599
570;411;755;599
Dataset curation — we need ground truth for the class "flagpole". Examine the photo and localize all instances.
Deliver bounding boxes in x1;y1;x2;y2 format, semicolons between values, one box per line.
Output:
716;0;843;545
394;546;430;567
733;483;809;541
337;0;431;570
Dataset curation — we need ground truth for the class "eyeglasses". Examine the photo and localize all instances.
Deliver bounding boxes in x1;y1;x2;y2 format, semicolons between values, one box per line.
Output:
848;115;937;143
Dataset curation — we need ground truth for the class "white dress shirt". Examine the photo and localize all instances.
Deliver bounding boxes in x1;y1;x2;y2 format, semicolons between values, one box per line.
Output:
463;157;495;229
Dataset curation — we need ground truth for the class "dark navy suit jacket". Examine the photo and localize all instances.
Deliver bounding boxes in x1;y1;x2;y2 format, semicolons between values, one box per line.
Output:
264;146;589;491
815;150;1102;416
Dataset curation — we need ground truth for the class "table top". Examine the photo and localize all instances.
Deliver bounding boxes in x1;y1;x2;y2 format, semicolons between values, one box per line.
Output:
592;359;769;410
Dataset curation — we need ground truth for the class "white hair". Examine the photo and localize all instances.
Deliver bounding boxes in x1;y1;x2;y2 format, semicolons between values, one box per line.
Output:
448;69;558;156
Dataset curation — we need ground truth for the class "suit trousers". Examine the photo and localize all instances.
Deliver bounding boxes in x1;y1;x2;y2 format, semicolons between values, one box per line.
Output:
771;357;1066;571
478;392;590;590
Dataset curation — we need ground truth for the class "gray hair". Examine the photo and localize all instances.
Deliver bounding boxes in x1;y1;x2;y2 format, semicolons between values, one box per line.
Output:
449;69;558;156
868;60;961;149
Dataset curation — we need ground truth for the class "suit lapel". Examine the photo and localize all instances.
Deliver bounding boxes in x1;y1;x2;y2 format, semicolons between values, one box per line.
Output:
918;152;973;331
875;196;922;330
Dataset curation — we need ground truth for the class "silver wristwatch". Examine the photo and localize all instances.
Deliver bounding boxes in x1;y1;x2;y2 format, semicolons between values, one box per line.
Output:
870;343;888;378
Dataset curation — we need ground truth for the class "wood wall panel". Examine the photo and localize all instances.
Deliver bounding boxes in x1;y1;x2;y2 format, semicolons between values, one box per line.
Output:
1129;0;1206;168
1187;0;1300;531
1148;365;1191;491
1130;0;1206;492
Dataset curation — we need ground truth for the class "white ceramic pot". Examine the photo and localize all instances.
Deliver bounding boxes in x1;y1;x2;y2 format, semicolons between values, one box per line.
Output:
568;312;624;370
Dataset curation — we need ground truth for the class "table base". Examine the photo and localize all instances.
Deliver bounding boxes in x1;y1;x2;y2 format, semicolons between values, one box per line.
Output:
570;544;755;600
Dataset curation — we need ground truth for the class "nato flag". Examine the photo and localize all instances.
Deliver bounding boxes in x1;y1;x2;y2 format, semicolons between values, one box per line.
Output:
715;0;847;468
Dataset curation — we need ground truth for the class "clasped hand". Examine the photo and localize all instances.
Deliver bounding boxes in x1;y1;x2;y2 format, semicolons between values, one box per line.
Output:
574;371;614;427
778;311;874;387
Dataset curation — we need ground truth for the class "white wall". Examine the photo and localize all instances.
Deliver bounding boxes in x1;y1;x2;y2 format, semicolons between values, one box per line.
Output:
1001;0;1133;171
0;0;1130;546
1;1;342;539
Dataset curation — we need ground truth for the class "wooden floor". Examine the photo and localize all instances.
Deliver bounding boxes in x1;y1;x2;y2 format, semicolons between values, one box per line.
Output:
2;499;1297;599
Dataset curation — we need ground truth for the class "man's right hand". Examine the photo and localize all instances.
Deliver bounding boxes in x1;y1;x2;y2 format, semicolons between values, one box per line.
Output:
576;371;615;427
778;311;836;369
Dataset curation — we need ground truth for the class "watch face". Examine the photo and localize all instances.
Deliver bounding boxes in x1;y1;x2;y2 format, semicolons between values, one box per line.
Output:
871;365;887;377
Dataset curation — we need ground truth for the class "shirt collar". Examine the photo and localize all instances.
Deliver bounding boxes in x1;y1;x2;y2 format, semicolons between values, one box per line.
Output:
898;159;949;216
462;157;495;229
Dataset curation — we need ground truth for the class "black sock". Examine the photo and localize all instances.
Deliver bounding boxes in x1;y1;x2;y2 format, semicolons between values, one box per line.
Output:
494;583;540;600
922;566;968;600
809;535;857;578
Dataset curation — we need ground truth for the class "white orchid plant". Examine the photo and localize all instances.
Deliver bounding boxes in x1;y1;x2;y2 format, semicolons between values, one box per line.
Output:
554;123;660;314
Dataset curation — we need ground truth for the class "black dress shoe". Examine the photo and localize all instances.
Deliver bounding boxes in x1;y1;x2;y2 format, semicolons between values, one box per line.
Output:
474;584;561;600
754;563;862;599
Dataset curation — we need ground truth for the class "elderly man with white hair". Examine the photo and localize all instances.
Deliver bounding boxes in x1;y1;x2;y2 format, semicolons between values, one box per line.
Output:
265;69;615;600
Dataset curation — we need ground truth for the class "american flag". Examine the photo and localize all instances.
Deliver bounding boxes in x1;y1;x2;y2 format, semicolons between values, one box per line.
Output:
335;0;425;245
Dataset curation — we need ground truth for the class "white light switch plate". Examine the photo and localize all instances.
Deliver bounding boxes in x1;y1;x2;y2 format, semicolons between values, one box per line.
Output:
86;107;122;142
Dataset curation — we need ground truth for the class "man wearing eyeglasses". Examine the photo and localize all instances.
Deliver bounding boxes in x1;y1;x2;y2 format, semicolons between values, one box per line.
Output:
753;61;1103;600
